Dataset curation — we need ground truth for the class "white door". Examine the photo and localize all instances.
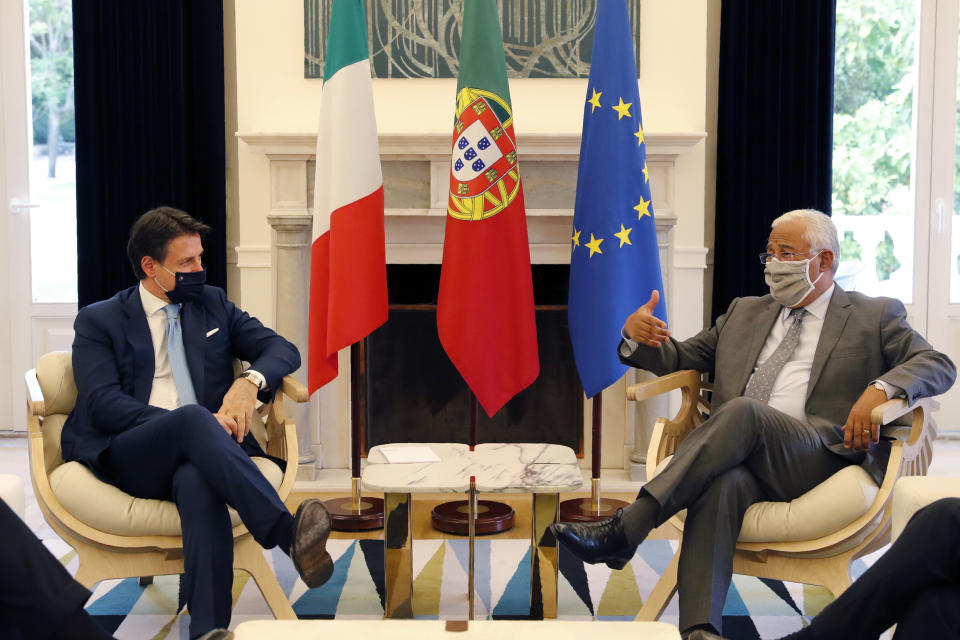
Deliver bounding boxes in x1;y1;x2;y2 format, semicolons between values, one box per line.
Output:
925;0;960;426
1;0;77;432
834;0;960;430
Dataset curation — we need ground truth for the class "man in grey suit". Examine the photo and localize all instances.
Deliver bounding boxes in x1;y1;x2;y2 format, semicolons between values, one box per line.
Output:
552;209;956;640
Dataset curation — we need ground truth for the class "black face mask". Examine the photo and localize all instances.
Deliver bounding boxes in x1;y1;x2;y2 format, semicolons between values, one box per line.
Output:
156;264;206;304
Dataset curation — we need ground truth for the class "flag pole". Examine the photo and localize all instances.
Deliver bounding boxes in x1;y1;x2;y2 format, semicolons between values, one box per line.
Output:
431;388;516;534
559;390;628;522
325;339;384;531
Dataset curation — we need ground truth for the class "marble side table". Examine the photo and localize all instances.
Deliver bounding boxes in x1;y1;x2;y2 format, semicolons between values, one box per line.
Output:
362;443;583;619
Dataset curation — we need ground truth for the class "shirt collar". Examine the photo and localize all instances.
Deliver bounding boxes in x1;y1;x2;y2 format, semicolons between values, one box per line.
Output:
780;283;835;322
139;281;174;316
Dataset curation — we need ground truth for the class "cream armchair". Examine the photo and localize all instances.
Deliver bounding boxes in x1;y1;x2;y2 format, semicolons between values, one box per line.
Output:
630;370;935;621
25;351;307;619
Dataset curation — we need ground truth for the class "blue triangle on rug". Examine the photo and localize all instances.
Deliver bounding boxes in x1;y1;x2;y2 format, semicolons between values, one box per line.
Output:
492;547;533;619
292;540;356;617
86;577;147;615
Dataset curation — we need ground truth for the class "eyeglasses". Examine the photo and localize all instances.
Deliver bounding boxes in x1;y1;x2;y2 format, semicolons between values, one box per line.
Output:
758;249;819;264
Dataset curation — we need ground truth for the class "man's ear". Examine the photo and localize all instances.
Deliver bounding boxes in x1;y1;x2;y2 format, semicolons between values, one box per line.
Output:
819;249;835;272
141;255;157;279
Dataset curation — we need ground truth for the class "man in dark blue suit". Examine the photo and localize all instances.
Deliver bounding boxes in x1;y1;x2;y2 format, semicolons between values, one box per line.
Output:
60;207;333;639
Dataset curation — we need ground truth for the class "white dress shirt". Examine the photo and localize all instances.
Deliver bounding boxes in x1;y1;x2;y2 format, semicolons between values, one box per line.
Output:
140;283;182;410
750;285;834;421
621;283;899;422
139;283;266;411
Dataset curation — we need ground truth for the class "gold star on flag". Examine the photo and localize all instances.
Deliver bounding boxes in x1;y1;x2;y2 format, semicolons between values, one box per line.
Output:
572;228;581;248
642;162;649;183
634;123;644;145
634;196;651;219
612;97;632;120
614;224;633;247
585;233;604;257
588;89;602;114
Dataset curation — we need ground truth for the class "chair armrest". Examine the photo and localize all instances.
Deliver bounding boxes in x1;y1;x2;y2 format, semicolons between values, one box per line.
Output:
25;369;44;417
280;376;309;403
873;397;936;448
626;369;701;402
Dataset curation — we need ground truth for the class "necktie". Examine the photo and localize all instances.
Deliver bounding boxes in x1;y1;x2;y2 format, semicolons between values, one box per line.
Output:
163;304;197;406
744;308;807;403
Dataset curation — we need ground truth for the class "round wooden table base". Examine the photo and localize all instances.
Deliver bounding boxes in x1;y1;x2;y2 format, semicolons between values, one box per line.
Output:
430;499;515;535
324;496;385;531
559;497;631;523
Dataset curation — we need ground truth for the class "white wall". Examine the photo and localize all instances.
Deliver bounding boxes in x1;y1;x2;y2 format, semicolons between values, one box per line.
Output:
226;0;715;331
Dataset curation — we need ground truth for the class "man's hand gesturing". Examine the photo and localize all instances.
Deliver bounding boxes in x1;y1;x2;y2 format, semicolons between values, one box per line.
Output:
624;290;670;347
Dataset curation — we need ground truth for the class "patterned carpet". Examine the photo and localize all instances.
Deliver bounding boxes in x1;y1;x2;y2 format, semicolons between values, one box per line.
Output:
46;534;882;640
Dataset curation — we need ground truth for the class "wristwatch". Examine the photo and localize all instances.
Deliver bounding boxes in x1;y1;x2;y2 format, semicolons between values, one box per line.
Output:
239;370;264;390
871;381;886;395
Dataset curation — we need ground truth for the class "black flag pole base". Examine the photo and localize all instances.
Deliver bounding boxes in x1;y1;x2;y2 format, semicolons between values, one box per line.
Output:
431;499;515;535
559;478;630;523
326;477;385;531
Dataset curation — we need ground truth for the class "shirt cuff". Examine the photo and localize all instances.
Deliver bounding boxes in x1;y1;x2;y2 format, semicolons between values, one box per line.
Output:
619;326;639;357
871;379;901;400
244;369;267;391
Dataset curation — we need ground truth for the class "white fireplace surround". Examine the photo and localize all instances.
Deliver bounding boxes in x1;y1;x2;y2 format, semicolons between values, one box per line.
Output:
237;131;707;484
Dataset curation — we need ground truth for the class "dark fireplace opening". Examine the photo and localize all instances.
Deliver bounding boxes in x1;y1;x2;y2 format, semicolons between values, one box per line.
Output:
359;264;584;455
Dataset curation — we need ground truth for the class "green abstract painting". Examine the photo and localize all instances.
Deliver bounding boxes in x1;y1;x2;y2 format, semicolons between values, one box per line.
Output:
304;0;641;79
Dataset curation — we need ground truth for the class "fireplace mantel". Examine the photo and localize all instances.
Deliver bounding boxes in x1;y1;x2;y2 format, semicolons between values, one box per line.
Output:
238;130;707;485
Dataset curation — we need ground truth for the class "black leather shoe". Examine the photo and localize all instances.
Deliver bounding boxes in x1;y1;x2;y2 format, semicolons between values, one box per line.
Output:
550;509;637;569
289;499;334;588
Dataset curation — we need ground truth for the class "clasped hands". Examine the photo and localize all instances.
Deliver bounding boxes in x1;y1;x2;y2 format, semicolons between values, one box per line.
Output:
213;377;259;443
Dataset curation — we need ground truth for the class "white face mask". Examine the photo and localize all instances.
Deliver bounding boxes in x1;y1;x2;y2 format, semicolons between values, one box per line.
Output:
764;251;823;307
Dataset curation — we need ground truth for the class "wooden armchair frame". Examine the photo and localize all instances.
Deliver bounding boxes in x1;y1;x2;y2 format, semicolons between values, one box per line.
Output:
628;370;935;621
25;353;309;620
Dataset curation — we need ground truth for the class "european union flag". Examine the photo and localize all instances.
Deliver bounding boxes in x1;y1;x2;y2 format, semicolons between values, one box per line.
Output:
568;0;666;398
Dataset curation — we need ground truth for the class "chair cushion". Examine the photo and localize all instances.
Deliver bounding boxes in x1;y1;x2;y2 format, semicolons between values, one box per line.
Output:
36;351;77;417
891;476;960;541
652;456;879;542
49;457;284;536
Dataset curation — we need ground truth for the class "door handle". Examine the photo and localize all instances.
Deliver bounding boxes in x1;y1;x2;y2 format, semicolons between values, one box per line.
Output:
9;199;39;215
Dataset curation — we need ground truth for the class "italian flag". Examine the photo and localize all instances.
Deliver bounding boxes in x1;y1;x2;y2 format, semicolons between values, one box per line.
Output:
437;0;539;417
308;0;387;393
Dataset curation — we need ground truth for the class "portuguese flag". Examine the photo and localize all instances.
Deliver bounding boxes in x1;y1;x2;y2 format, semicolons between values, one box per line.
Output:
308;0;387;393
438;0;539;417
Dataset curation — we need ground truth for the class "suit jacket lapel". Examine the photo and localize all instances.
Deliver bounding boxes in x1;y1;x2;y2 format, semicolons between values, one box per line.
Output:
807;287;852;403
734;298;782;395
123;290;155;403
180;302;206;404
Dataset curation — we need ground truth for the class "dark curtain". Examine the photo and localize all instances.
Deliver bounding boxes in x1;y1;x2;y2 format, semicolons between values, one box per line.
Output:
73;1;226;308
712;0;836;321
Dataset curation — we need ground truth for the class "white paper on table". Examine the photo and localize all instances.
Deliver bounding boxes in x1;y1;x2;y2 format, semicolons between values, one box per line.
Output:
379;445;442;464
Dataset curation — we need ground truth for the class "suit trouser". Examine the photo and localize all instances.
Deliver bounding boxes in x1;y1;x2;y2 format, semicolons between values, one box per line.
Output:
808;497;960;640
641;397;852;634
0;497;93;639
102;405;295;639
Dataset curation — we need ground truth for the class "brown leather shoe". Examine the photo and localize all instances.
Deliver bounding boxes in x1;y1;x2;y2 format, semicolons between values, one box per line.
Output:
290;499;334;588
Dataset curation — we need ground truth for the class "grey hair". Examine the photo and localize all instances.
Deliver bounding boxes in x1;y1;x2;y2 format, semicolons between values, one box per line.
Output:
771;208;841;273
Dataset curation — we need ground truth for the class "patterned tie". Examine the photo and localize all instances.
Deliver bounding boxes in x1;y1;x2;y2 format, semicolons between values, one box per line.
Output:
163;304;197;406
744;308;807;403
